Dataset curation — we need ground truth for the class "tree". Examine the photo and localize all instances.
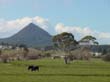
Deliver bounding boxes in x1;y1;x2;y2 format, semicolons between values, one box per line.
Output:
102;53;110;61
0;50;2;56
53;32;78;51
23;47;29;58
102;48;108;55
52;32;78;64
80;35;99;45
19;44;29;58
19;44;27;49
78;35;98;60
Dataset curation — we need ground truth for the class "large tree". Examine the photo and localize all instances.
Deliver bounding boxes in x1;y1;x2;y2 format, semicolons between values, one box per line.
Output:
53;32;78;51
52;32;78;64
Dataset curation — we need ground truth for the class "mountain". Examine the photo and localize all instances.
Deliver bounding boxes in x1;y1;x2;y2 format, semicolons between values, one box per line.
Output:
0;23;52;47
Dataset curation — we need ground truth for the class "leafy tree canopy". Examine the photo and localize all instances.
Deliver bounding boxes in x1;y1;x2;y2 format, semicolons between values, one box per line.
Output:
80;35;99;45
52;32;78;51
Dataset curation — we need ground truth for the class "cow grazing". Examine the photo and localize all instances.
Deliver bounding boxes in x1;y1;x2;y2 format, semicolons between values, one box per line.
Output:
28;65;39;71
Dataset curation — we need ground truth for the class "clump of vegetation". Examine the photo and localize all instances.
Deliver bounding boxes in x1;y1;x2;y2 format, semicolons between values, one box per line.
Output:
26;54;41;60
70;47;91;60
102;53;110;61
26;48;42;60
43;52;51;57
0;47;45;63
0;54;10;63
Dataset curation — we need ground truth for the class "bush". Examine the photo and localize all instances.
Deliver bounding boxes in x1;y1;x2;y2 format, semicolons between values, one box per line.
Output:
0;54;10;63
102;53;110;61
43;52;51;57
26;54;41;60
52;55;61;59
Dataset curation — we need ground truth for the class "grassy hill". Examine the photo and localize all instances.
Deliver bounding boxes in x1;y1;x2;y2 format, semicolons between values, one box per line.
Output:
0;58;110;82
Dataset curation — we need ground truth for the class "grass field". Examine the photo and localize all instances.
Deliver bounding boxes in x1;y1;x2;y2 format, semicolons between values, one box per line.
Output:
0;58;110;82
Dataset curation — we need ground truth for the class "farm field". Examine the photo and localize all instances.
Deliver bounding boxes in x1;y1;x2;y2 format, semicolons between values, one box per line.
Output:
0;58;110;82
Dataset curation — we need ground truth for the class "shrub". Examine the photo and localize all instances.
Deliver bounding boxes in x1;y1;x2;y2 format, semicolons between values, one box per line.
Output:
102;53;110;61
0;54;10;63
43;52;51;57
26;54;41;60
52;55;61;59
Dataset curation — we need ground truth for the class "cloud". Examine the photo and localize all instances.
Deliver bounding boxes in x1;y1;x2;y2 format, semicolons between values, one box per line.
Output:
33;16;50;30
55;23;93;36
0;16;50;38
55;23;110;42
98;32;110;39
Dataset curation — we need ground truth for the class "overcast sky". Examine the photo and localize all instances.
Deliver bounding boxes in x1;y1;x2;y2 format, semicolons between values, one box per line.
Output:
0;0;110;44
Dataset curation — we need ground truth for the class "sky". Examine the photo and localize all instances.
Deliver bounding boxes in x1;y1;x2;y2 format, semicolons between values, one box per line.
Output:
0;0;110;44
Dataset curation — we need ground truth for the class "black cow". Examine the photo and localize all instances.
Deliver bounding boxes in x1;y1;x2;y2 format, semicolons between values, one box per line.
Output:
28;65;39;71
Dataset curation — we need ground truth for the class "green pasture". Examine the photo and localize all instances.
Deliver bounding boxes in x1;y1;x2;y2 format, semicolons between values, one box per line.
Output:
0;58;110;82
